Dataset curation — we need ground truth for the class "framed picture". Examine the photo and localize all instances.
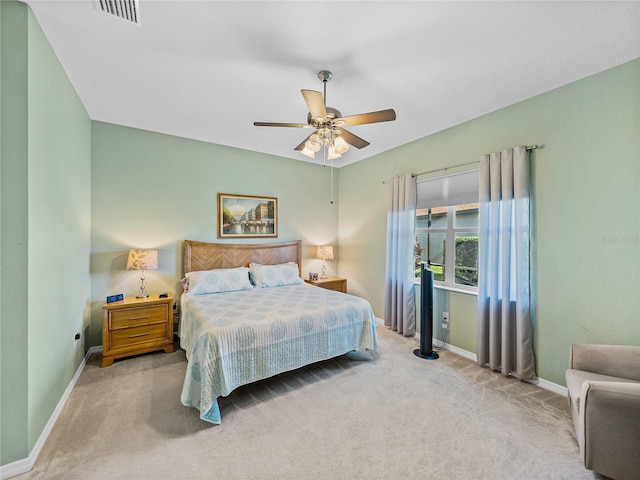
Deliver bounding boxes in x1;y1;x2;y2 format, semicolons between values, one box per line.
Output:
218;193;278;238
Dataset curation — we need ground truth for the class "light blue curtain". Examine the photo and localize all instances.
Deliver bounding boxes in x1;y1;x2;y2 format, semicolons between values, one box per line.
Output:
477;146;536;379
384;174;416;336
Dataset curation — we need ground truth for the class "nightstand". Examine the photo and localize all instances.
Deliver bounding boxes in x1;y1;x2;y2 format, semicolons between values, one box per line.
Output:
305;276;347;293
101;294;174;367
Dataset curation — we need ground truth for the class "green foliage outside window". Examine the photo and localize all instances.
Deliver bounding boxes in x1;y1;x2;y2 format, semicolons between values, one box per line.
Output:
414;238;444;280
450;236;478;286
415;235;478;286
414;240;424;276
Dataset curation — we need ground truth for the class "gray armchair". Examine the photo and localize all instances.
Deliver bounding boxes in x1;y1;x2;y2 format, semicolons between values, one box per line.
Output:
565;344;640;480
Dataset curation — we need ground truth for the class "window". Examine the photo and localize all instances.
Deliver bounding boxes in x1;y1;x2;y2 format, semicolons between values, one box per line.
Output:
414;170;479;292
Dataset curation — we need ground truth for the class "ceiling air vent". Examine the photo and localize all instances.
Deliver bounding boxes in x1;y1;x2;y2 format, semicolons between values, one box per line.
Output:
97;0;140;25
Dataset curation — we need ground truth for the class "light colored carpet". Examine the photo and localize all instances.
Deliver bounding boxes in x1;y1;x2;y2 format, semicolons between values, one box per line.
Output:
19;326;603;480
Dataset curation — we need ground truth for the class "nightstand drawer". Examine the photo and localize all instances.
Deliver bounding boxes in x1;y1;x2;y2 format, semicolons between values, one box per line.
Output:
318;280;344;292
110;305;167;329
110;322;169;349
305;276;347;293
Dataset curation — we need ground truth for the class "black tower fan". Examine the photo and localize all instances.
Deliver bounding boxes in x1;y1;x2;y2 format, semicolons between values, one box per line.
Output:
413;262;439;360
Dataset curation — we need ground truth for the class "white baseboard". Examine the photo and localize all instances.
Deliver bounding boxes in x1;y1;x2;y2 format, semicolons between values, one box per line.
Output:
0;346;102;480
525;377;568;396
433;338;477;362
432;338;567;397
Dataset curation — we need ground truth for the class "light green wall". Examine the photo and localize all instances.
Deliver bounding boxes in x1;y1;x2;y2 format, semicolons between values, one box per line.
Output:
433;290;477;354
90;122;339;347
338;59;640;386
1;0;30;464
26;6;92;453
0;1;91;465
415;288;478;354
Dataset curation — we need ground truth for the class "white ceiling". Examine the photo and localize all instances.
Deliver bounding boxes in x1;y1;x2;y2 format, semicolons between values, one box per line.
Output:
23;1;640;167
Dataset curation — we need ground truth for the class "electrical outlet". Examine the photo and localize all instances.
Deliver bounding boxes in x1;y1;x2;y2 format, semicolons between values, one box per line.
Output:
442;312;450;329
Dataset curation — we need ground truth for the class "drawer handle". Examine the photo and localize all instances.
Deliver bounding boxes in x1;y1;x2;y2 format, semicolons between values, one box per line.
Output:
129;332;151;338
129;315;150;320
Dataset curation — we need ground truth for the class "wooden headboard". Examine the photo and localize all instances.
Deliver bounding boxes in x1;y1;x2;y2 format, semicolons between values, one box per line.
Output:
183;240;302;275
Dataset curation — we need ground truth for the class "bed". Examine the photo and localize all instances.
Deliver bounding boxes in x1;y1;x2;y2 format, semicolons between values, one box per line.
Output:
179;239;378;424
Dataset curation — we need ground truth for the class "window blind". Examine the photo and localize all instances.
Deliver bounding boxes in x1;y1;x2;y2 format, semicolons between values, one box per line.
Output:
416;169;479;209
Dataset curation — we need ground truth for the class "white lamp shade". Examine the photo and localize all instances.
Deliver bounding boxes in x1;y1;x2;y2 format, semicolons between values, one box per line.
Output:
327;147;341;160
333;136;349;155
126;249;158;271
301;146;315;158
305;133;321;152
316;245;334;260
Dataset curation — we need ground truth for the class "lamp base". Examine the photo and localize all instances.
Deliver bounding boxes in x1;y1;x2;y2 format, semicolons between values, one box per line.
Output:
137;272;148;298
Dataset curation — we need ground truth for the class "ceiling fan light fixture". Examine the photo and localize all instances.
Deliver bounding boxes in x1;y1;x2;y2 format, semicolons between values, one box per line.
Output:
333;136;349;155
327;147;341;160
301;146;316;158
318;128;332;145
305;133;321;152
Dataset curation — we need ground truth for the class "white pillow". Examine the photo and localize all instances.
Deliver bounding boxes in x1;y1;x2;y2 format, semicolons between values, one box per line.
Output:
249;262;303;288
184;267;253;296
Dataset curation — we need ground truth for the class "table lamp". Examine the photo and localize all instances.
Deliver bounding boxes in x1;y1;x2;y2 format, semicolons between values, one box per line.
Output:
127;249;158;298
316;245;334;279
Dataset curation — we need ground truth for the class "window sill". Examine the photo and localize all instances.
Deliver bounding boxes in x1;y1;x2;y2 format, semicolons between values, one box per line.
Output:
413;279;478;296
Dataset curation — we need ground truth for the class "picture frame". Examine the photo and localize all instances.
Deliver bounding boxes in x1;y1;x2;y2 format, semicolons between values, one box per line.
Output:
218;193;278;238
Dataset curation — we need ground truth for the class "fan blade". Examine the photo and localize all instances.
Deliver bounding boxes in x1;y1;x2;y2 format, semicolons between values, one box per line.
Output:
337;127;370;149
253;121;312;128
301;89;327;123
294;134;313;151
336;109;396;126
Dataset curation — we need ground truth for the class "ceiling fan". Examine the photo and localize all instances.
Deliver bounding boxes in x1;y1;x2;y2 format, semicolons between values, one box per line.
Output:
253;70;396;160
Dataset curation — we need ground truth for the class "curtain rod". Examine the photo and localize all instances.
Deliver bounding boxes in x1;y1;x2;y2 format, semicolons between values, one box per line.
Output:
412;145;539;178
381;145;540;184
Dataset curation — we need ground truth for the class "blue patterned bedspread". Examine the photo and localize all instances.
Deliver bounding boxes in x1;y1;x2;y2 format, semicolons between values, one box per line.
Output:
179;283;378;423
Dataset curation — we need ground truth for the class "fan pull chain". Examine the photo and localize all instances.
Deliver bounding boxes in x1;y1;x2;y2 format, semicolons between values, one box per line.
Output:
321;145;334;204
330;161;334;205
